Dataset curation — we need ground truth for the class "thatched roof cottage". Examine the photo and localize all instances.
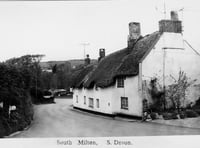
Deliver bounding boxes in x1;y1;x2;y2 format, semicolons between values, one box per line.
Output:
72;11;200;117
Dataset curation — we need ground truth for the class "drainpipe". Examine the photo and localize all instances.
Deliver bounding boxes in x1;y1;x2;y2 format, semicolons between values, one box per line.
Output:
162;47;166;111
138;62;143;117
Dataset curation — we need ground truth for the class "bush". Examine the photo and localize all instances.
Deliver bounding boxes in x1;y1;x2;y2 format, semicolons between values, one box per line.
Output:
0;117;12;136
150;112;158;120
30;87;43;104
0;63;34;137
0;120;6;137
185;110;199;118
194;109;200;115
162;112;178;120
193;97;200;108
179;111;186;119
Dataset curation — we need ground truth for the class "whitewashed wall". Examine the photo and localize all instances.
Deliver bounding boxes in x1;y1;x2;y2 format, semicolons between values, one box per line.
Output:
142;32;200;104
111;76;142;117
73;76;142;116
73;86;114;114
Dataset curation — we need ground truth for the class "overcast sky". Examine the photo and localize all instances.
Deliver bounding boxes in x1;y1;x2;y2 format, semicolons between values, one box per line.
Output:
0;0;200;62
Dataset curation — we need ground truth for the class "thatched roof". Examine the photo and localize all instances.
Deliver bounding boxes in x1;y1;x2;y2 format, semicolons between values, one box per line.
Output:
73;31;161;89
71;64;96;88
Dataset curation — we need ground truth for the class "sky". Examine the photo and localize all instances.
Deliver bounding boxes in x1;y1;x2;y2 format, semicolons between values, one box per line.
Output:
0;0;200;62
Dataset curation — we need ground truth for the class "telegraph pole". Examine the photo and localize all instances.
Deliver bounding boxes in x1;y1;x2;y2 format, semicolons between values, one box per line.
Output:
164;0;167;19
80;43;90;59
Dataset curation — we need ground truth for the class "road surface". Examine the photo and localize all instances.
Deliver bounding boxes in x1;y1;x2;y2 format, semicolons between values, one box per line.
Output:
11;98;200;137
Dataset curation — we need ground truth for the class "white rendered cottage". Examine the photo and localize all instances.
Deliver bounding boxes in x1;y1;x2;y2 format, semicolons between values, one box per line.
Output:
72;11;200;117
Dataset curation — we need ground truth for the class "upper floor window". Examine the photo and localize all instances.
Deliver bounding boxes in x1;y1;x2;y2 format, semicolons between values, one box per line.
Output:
121;97;128;110
89;98;94;108
117;77;125;88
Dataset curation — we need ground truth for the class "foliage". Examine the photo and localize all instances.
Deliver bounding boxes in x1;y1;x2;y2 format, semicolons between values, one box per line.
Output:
149;78;164;112
6;54;45;90
30;87;44;104
41;72;52;89
41;62;73;90
0;64;34;136
185;110;199;118
193;108;200;115
150;112;158;120
179;111;186;119
0;64;24;115
148;70;196;113
146;70;199;120
162;112;178;120
6;54;44;67
192;97;200;109
166;70;196;111
0;54;44;137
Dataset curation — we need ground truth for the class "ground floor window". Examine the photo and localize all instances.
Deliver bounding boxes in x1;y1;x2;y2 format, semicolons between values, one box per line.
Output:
96;99;100;108
76;95;78;103
84;96;86;104
89;98;94;108
121;97;128;110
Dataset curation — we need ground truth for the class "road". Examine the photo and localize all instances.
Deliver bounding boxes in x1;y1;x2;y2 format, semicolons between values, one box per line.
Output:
11;98;200;137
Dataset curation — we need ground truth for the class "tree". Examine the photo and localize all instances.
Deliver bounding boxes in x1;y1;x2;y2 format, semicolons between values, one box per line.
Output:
166;70;197;112
5;54;45;102
0;64;27;116
6;54;44;88
47;62;72;90
0;54;45;136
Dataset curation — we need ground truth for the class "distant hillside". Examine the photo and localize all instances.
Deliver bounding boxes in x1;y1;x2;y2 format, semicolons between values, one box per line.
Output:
40;59;97;70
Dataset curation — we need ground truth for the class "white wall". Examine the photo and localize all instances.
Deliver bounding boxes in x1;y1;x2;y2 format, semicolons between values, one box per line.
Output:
73;86;114;114
111;76;142;117
142;32;200;105
73;76;142;116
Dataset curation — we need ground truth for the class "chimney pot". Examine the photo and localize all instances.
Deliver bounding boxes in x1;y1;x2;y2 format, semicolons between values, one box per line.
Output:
171;11;179;21
159;11;182;33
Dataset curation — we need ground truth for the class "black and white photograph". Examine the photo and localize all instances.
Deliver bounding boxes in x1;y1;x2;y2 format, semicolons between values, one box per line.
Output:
0;0;200;147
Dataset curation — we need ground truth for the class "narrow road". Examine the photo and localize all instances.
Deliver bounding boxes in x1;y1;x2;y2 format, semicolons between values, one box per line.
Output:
11;98;200;137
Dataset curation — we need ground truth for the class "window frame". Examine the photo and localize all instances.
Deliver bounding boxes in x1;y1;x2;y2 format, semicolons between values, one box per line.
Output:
117;77;125;88
89;98;94;108
121;97;128;110
84;96;86;105
76;95;78;103
96;99;100;108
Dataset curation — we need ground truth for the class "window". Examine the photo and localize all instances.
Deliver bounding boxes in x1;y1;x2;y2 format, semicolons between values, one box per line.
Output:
117;77;125;88
84;96;86;104
96;99;100;108
76;95;78;103
89;98;94;108
121;97;128;110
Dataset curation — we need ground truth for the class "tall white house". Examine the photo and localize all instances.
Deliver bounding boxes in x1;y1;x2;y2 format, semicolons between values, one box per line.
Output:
72;11;200;117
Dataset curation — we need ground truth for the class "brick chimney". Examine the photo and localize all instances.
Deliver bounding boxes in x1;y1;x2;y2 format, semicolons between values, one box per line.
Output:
98;48;105;62
159;11;182;33
128;22;141;47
